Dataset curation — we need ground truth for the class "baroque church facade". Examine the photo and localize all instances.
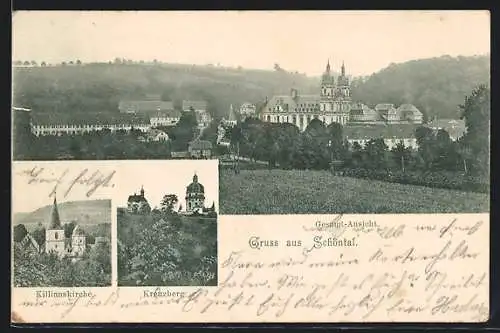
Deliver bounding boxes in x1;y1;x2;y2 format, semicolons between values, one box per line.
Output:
259;61;423;131
183;173;216;216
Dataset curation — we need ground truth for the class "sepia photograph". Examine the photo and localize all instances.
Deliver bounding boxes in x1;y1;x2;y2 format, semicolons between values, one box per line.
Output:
12;11;490;215
116;161;218;287
10;10;491;324
12;193;112;288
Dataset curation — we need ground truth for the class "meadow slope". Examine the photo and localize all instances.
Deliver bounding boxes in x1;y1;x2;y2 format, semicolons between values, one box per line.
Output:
219;169;489;214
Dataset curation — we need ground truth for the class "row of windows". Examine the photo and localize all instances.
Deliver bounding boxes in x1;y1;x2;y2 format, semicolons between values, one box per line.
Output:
32;126;150;136
33;123;149;129
265;114;349;126
269;106;321;112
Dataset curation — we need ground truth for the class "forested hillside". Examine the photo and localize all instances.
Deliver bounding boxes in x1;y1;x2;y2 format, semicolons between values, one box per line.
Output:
12;63;317;119
351;55;490;120
13;199;112;226
12;55;489;120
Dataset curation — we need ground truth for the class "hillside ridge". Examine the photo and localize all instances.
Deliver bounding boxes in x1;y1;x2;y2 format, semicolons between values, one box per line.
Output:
13;54;490;120
14;199;111;226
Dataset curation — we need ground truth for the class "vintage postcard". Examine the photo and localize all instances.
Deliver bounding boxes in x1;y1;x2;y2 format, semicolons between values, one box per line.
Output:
11;10;490;323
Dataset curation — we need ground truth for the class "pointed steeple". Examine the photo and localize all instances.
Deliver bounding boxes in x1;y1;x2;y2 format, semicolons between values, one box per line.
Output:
341;61;345;76
228;104;237;122
140;185;145;197
193;173;198;183
326;59;331;73
49;195;62;229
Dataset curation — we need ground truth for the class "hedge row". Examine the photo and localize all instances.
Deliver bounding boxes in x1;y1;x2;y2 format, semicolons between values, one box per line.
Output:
339;168;489;193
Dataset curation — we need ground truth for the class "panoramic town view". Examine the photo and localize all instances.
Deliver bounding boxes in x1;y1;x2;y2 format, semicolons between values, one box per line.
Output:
12;11;490;214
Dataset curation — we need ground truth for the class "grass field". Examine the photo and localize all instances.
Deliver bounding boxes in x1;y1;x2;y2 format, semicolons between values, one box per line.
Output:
219;169;489;214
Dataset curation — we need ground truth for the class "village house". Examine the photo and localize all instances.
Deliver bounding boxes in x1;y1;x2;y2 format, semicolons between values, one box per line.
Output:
138;129;170;142
426;118;466;141
397;104;424;123
118;100;181;127
239;103;257;121
16;233;41;255
182;100;212;129
343;124;419;150
188;139;213;159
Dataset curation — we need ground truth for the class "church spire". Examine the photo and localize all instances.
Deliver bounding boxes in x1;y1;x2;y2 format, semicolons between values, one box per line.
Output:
48;194;62;229
193;173;198;183
140;185;144;197
326;59;331;73
341;61;345;76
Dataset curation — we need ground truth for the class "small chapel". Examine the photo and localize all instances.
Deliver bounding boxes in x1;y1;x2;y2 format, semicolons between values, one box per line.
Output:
45;196;87;258
127;186;151;214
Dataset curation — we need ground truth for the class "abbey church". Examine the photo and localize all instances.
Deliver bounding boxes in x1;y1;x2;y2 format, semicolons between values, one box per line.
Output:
260;61;423;131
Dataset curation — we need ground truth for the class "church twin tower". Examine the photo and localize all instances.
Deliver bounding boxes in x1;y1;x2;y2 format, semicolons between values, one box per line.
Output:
319;60;351;125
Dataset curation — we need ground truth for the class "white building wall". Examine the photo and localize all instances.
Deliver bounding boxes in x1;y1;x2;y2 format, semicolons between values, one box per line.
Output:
45;229;65;257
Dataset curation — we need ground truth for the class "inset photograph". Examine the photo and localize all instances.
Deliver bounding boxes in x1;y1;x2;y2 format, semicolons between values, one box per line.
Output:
117;161;218;287
13;197;112;287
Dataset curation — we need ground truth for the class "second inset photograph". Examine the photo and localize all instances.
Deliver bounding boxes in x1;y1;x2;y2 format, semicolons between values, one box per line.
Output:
117;160;218;287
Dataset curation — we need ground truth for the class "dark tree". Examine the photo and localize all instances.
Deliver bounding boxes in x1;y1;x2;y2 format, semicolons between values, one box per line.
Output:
364;138;388;169
31;224;46;248
63;221;77;238
14;224;28;242
160;194;179;214
459;84;490;180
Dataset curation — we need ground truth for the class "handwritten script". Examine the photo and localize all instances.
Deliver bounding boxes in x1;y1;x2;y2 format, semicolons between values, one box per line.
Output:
18;166;116;199
13;214;488;323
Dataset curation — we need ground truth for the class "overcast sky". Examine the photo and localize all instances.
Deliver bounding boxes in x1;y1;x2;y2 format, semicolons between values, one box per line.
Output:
115;160;218;211
12;11;490;76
